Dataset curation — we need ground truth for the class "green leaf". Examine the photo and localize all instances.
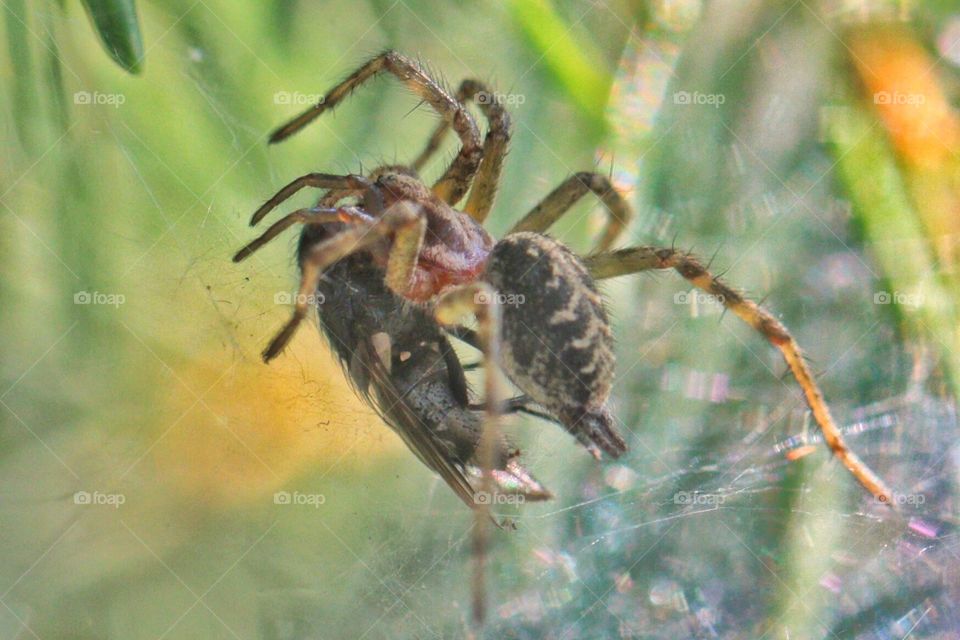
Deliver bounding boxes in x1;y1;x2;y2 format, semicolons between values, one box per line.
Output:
79;0;144;74
508;0;612;132
825;99;960;397
4;0;40;150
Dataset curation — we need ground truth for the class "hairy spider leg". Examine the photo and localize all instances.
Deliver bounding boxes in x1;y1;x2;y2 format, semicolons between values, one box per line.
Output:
434;282;506;627
509;171;633;253
233;207;370;262
268;51;483;206
583;247;896;505
412;79;512;223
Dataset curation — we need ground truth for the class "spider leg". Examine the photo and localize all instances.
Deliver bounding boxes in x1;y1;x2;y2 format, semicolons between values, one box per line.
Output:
261;203;426;361
409;81;477;170
249;173;378;225
268;51;482;205
509;172;633;252
470;395;557;424
382;203;427;296
307;165;422;232
583;246;895;505
411;79;511;223
434;283;506;627
233;207;371;262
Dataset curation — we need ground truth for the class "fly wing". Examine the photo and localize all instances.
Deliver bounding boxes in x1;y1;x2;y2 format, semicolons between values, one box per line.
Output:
351;338;479;509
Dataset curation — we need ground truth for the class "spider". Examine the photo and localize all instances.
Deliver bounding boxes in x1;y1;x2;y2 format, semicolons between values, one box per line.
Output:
235;50;894;625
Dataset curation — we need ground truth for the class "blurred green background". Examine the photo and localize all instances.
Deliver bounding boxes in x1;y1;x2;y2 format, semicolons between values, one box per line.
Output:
2;0;959;638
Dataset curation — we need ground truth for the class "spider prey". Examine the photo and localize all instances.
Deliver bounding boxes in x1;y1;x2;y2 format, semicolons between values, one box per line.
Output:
236;52;894;512
297;209;556;507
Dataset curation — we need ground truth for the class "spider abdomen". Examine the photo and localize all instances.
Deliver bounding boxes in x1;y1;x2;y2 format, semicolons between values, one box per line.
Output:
484;232;626;458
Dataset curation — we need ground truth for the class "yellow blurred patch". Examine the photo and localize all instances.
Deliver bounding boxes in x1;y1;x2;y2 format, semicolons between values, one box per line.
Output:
152;327;402;508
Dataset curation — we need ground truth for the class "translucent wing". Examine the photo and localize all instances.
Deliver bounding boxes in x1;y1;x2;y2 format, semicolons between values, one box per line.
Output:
351;337;480;508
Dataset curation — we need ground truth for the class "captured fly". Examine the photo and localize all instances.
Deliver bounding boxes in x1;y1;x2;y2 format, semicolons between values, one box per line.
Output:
300;217;552;506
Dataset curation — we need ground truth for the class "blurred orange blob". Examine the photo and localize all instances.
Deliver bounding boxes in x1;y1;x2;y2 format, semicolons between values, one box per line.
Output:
849;25;960;269
785;444;817;461
848;26;960;167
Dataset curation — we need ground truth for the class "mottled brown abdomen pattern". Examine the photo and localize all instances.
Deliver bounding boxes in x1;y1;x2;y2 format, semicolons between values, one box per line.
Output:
484;232;625;457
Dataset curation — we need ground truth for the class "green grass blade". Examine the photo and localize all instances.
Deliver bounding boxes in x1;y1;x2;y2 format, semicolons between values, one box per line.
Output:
79;0;144;74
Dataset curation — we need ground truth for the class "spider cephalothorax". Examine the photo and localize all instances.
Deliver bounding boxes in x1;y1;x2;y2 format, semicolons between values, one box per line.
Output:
371;170;495;302
235;49;893;504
